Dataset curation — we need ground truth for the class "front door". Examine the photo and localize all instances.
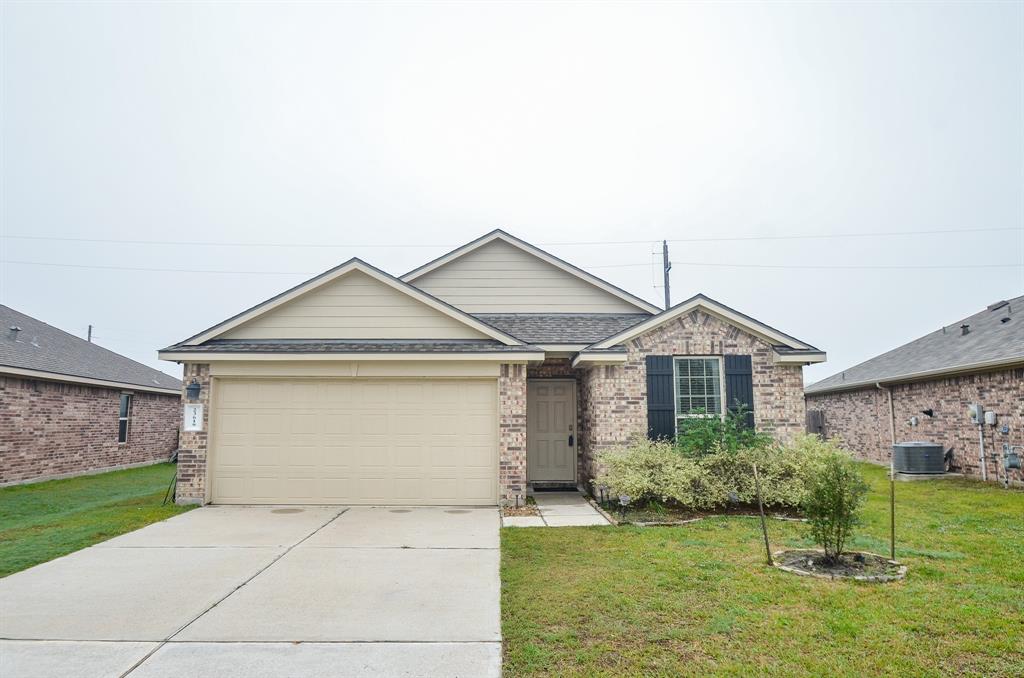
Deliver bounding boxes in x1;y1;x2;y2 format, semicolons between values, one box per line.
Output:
527;380;576;482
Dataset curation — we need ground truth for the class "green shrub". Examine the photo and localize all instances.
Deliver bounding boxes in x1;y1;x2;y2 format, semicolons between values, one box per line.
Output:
594;433;845;512
674;404;773;456
802;452;869;563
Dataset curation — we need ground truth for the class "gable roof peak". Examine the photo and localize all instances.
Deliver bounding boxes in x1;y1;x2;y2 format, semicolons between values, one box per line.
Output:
587;291;820;353
400;229;661;314
172;255;527;347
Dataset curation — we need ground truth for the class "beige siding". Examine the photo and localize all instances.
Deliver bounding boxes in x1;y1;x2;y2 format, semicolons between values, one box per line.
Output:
209;361;501;378
221;270;490;340
411;240;646;313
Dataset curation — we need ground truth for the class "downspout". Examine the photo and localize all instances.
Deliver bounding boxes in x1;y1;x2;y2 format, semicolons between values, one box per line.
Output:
877;382;896;455
878;382;896;560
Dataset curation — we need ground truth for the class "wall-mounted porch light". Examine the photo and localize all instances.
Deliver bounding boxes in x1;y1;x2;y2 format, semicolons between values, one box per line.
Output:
185;378;202;402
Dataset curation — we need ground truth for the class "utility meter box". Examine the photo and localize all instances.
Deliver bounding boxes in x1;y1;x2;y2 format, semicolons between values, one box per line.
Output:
984;410;997;426
968;403;983;424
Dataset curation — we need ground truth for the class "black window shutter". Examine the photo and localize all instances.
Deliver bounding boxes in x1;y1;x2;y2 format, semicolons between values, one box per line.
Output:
724;355;755;428
646;355;675;440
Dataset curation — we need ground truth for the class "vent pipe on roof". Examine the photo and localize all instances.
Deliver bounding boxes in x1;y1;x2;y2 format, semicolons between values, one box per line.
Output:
960;324;970;336
7;326;21;341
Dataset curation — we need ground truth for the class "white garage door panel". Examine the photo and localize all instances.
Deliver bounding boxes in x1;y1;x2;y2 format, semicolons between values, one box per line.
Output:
211;379;498;505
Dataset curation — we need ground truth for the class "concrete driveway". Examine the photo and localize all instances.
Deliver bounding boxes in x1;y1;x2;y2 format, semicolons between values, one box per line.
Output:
0;506;501;677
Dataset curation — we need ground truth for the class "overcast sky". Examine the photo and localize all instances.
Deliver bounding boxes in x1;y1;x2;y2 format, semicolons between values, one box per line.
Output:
2;1;1021;385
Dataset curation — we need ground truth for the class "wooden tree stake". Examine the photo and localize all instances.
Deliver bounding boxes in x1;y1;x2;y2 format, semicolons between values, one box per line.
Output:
753;463;773;566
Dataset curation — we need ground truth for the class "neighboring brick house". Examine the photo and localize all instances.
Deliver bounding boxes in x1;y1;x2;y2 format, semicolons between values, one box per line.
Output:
159;230;824;506
0;305;182;485
805;296;1024;485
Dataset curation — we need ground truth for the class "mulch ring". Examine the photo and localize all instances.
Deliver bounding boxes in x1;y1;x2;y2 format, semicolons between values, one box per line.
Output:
774;549;907;582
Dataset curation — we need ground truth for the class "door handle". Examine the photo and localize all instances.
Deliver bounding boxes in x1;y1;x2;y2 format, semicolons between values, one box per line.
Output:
568;434;574;447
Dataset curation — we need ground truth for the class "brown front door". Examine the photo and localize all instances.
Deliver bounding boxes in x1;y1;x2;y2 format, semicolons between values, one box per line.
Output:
527;380;576;482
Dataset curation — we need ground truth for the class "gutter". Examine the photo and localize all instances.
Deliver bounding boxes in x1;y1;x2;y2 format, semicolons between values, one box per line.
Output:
0;366;181;395
806;356;1024;396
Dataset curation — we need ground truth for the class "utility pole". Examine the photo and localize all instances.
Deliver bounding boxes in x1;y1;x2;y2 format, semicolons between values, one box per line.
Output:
662;240;672;309
87;325;92;343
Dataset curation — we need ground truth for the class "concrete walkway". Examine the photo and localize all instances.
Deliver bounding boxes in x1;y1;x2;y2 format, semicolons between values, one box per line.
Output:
502;491;610;527
0;506;501;678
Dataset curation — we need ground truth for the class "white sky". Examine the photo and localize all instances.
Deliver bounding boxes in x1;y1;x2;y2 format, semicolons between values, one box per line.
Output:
2;1;1022;385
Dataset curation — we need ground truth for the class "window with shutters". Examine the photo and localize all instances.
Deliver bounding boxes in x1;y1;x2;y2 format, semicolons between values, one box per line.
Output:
673;357;724;424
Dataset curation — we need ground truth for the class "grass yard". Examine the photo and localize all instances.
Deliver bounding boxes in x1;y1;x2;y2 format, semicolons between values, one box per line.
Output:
502;463;1024;677
0;463;195;577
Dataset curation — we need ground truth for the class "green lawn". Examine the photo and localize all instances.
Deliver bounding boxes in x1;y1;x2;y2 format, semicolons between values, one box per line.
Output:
502;464;1024;677
0;463;195;577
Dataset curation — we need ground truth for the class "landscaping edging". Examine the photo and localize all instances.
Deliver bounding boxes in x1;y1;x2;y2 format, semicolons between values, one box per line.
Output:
772;549;907;582
584;495;620;525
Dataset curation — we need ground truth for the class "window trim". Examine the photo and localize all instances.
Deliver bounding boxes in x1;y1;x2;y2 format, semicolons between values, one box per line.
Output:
118;392;133;444
672;356;726;433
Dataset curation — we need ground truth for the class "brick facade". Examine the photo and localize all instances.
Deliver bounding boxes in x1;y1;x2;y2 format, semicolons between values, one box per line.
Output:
499;363;528;504
806;366;1024;484
175;363;211;504
578;310;808;490
174;317;810;505
0;375;180;485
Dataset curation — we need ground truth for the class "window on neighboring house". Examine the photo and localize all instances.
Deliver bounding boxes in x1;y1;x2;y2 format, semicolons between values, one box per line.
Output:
118;393;132;443
673;357;724;426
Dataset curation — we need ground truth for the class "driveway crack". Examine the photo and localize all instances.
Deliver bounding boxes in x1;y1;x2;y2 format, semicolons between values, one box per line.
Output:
118;507;349;677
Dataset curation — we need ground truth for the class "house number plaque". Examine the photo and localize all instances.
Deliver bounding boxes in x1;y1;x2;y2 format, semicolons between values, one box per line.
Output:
183;404;204;432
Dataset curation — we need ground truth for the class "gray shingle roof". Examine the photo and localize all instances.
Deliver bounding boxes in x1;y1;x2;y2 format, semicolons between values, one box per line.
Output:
805;295;1024;394
472;313;651;344
160;339;543;354
0;305;182;391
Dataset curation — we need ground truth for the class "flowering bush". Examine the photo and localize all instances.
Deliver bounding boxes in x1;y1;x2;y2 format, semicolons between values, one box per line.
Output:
593;433;844;511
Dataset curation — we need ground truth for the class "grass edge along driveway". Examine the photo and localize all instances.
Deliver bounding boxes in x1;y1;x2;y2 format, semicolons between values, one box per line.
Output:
501;463;1024;677
0;463;195;577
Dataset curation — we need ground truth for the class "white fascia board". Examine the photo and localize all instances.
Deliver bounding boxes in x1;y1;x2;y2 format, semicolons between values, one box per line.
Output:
181;259;523;347
158;351;546;362
571;353;629;368
591;296;813;351
0;366;180;395
772;351;827;365
400;230;661;315
537;344;589;352
805;356;1024;395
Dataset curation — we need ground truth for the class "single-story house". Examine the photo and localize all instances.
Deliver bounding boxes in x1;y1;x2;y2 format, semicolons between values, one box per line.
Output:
0;305;182;485
805;296;1023;484
159;230;825;506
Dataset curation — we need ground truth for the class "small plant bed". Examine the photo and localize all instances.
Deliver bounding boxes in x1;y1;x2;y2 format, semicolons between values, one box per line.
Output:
774;549;906;582
502;496;539;517
608;502;803;525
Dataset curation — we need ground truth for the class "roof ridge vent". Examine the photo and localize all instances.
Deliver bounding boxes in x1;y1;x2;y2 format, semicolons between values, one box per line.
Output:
987;300;1009;312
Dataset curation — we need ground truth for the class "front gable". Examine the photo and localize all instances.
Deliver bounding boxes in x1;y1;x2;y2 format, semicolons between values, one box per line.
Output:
178;260;523;346
575;294;825;366
221;269;492;341
402;231;660;314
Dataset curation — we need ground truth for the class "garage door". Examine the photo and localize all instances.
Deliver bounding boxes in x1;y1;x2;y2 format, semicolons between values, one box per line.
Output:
210;378;498;505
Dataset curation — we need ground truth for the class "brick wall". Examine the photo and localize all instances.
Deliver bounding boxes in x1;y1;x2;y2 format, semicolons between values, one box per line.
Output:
175;363;210;504
0;375;180;485
499;363;527;504
806;366;1024;484
579;310;808;490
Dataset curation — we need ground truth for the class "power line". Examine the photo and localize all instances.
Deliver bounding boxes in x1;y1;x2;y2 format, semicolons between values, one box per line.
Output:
1;226;1019;249
2;258;1019;275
